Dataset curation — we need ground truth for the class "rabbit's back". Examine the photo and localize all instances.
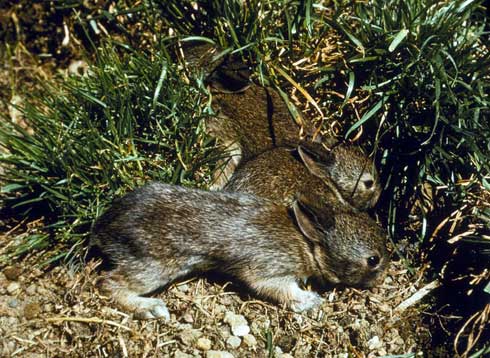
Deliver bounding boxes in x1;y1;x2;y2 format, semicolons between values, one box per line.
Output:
91;183;302;266
224;147;337;206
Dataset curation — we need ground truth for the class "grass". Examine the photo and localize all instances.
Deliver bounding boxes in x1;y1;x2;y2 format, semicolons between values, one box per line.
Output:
0;43;221;264
0;0;489;356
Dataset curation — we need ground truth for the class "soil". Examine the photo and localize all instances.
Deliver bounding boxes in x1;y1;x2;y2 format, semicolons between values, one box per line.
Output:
0;231;431;357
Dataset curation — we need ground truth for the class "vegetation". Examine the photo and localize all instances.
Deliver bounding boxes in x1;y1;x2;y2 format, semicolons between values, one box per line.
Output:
0;44;220;263
1;0;488;356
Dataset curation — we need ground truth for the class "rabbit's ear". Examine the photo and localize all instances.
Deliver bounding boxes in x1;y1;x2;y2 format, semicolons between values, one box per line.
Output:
297;144;334;179
180;42;225;76
292;198;334;244
207;59;252;94
297;144;351;206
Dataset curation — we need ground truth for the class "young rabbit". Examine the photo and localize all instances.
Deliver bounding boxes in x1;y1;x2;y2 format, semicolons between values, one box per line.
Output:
91;183;388;320
225;144;381;211
180;43;381;209
207;72;380;209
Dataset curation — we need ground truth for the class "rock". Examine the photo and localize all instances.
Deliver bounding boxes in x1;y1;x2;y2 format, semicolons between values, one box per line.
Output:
206;351;234;358
179;328;203;346
196;337;212;351
183;312;194;323
6;282;20;294
274;346;283;356
243;334;257;347
226;336;241;349
218;325;231;340
377;303;391;313
24;302;42;319
367;335;382;350
174;350;193;358
2;340;16;357
394;336;404;346
7;298;19;308
214;304;226;314
177;284;190;292
3;267;21;281
223;312;249;337
25;284;37;296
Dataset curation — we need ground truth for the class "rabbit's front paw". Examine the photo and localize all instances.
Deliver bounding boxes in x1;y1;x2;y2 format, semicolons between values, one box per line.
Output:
290;290;324;313
132;297;170;320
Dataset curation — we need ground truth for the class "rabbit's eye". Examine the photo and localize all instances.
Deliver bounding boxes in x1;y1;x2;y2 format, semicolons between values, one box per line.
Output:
367;255;380;268
363;179;374;189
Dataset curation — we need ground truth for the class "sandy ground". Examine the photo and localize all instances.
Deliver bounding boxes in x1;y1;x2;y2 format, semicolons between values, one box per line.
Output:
0;224;431;358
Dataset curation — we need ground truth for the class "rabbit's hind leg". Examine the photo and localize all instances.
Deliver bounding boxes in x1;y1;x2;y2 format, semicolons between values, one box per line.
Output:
98;262;171;320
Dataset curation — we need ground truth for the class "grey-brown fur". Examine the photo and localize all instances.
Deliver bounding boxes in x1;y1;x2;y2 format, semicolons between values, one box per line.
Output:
225;145;380;210
208;85;314;159
91;183;387;320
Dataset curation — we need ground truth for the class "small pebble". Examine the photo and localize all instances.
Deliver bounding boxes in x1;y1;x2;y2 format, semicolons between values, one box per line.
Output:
177;284;189;292
174;350;193;358
3;267;21;281
206;351;234;358
183;312;194;323
214;304;226;314
226;336;241;349
367;335;382;350
351;319;361;330
6;341;16;355
24;302;42;319
179;328;203;345
196;337;212;351
224;312;249;337
378;303;391;313
7;298;19;308
394;337;404;346
6;282;20;294
25;284;37;295
218;325;231;340
243;334;257;347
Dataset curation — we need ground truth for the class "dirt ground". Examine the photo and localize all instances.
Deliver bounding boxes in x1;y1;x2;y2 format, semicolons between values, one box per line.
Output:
0;225;432;357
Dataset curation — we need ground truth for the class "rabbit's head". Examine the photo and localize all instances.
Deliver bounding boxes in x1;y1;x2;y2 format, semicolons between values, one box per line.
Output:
292;195;388;288
298;143;381;210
